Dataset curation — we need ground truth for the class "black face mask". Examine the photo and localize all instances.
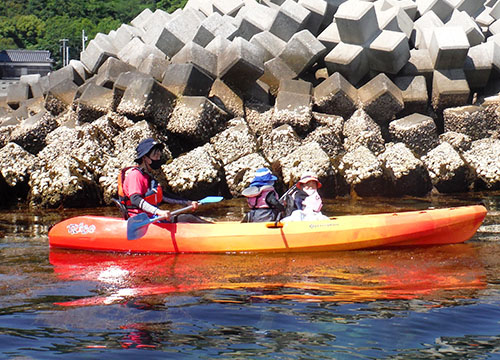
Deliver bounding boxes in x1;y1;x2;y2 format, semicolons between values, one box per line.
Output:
149;158;165;170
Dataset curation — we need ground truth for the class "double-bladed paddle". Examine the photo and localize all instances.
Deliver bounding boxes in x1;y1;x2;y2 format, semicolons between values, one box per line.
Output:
127;196;223;240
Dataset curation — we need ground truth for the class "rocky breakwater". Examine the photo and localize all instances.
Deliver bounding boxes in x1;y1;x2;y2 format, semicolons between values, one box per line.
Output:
0;0;500;209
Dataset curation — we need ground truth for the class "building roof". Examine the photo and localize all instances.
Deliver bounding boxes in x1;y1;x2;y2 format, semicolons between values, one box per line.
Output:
0;50;53;63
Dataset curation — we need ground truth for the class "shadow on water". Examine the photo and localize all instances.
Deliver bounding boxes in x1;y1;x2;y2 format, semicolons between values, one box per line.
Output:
0;191;499;358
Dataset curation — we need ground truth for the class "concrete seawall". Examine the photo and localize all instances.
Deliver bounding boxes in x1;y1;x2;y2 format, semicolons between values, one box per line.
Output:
0;0;499;208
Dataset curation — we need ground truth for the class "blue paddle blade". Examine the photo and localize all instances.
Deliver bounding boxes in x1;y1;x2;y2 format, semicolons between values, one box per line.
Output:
127;213;154;241
199;196;224;204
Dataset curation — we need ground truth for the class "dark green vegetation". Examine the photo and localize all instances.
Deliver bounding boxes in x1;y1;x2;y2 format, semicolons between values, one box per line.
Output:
0;0;187;67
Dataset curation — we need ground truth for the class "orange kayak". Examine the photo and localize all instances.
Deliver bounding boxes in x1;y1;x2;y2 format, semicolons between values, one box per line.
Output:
48;205;487;254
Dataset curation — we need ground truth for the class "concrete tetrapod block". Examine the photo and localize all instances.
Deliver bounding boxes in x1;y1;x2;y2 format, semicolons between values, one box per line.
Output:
358;73;404;126
114;24;145;51
305;114;345;158
138;54;171;82
490;0;500;20
192;12;238;47
278;30;327;76
447;10;485;47
20;75;44;100
416;0;454;22
224;153;270;197
161;143;222;199
76;83;114;123
443;105;497;140
80;33;118;74
298;0;328;36
117;76;176;126
69;60;91;83
95;57;135;89
48;64;85;88
269;0;311;42
439;131;472;152
324;43;368;85
422;142;474;193
398;49;434;90
244;80;271;105
170;8;206;43
210;122;257;166
245;102;274;136
117;37;165;69
112;71;151;111
431;69;470;121
429;26;470;69
259;57;297;96
9;111;58;155
279;141;335;192
171;42;217;79
272;80;313;133
343;109;385;155
259;124;302;165
394;75;428;117
185;0;214;16
44;81;79;116
368;30;410;74
389;113;439;156
448;0;486;17
375;3;414;39
234;3;277;40
335;0;380;45
219;37;265;91
464;42;494;89
250;31;287;62
475;6;494;27
279;79;313;95
167;96;230;145
209;79;245;118
6;83;30;108
339;145;388;197
205;36;232;58
130;8;153;30
143;24;184;59
162;63;214;97
411;11;444;50
463;138;500;190
317;22;341;53
378;142;432;197
313;72;358;119
386;0;419;20
142;9;171;34
213;0;245;16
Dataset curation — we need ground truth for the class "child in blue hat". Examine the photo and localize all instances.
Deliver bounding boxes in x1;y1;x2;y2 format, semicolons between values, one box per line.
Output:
241;168;285;222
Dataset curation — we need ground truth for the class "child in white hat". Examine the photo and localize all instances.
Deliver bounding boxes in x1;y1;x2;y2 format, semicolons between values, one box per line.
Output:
282;171;329;222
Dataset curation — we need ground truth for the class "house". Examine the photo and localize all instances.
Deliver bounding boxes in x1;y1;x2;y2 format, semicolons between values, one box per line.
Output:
0;49;54;80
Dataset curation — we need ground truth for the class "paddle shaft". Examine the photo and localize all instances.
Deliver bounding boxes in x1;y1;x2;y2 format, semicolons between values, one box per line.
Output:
279;184;297;203
153;203;195;222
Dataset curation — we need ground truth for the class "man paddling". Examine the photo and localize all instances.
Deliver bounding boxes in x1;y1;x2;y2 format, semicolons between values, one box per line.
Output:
119;138;209;223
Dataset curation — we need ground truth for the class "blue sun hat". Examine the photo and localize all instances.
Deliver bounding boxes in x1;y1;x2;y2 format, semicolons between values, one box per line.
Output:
250;167;278;187
135;138;164;163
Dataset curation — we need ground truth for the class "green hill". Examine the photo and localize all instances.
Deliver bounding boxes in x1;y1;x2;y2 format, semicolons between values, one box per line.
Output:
0;0;187;68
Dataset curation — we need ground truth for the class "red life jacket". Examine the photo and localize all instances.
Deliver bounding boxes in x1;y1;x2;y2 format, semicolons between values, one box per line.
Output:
118;166;163;209
244;185;277;209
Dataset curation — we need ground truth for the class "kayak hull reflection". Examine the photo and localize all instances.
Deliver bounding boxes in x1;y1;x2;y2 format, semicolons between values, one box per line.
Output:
48;205;487;254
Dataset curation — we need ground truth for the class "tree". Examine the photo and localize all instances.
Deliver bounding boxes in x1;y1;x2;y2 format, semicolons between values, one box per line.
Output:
0;15;45;49
0;0;189;69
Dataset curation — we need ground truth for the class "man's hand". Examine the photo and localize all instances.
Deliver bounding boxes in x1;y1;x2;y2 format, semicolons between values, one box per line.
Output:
191;201;199;211
156;209;171;220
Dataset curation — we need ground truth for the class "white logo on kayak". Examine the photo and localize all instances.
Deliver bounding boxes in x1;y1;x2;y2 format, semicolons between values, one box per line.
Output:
67;223;96;235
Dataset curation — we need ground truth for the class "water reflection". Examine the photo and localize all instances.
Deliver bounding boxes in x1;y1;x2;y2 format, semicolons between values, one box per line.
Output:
50;244;486;308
